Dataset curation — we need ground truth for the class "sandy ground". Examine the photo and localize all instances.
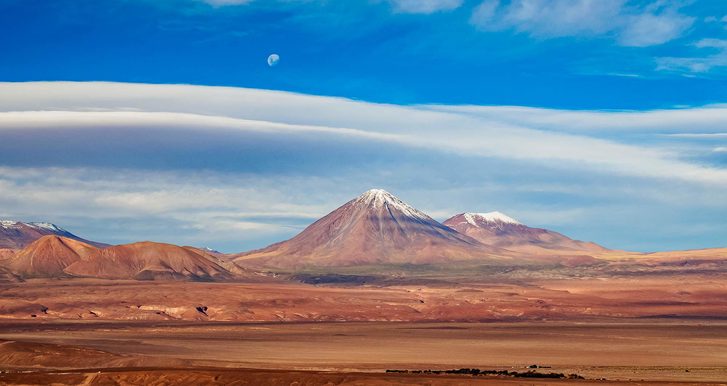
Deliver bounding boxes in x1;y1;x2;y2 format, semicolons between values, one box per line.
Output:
1;320;726;384
1;276;727;384
1;367;722;386
2;276;726;322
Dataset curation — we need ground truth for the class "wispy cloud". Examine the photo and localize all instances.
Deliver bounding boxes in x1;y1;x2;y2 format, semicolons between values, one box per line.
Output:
0;165;338;249
200;0;252;6
1;82;726;185
657;39;727;74
0;110;404;142
0;81;725;251
197;0;463;13
470;0;694;47
668;133;727;138
0;83;727;184
617;4;695;47
425;104;727;134
388;0;463;14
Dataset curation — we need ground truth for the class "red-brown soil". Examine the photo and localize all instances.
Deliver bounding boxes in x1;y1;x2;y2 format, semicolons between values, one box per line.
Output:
0;321;725;384
1;274;726;322
0;367;717;385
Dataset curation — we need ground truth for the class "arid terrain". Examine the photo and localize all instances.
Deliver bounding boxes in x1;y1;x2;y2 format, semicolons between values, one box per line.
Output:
2;271;727;322
1;190;726;384
3;0;726;377
1;318;726;385
1;273;727;384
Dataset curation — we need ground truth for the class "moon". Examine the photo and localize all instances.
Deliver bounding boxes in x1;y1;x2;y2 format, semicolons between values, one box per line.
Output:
267;54;280;67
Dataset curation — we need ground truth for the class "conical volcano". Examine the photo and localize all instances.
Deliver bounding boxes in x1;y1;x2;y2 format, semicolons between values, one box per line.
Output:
235;189;505;268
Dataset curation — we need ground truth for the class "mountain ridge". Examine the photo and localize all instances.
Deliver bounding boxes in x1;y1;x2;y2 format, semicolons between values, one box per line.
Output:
234;189;514;269
1;235;257;281
443;212;607;256
0;220;108;249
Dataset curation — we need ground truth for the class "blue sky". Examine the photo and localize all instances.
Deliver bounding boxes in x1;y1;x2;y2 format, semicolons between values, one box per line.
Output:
0;0;726;252
2;0;726;108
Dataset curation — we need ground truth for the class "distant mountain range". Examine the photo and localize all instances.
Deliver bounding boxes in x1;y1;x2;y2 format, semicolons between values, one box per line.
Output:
4;235;255;281
1;189;724;281
234;189;507;269
234;189;606;269
0;221;107;249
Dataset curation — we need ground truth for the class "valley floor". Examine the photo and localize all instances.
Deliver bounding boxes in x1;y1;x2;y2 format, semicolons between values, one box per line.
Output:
1;278;727;384
1;275;726;322
0;320;726;384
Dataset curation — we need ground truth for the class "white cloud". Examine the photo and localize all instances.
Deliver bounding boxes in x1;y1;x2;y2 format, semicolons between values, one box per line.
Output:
424;104;727;134
388;0;463;14
0;81;725;186
657;39;727;74
0;110;404;143
668;133;727;138
470;0;694;46
201;0;252;6
618;9;694;47
0;81;726;251
472;0;623;37
0;165;338;249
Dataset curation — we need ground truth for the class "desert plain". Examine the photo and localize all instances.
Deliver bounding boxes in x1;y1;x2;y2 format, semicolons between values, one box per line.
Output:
1;266;727;385
2;191;727;385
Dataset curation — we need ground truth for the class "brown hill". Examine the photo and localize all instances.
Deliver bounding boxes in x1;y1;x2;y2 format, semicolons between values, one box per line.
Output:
443;212;607;256
64;241;236;281
5;236;98;278
183;246;255;278
0;220;107;249
235;189;511;269
2;236;252;281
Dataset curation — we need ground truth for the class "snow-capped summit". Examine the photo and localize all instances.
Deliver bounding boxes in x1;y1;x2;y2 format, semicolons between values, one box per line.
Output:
0;220;106;249
0;220;68;232
354;189;431;222
29;222;67;232
0;221;16;228
464;212;521;226
355;189;398;208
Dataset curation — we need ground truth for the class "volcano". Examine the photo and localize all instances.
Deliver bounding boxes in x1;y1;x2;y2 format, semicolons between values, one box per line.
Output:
443;212;606;255
235;189;508;269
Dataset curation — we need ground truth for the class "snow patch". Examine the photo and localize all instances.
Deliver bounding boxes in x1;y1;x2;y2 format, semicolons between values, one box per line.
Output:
464;212;520;226
28;222;67;232
0;220;68;232
355;189;432;221
0;220;20;229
